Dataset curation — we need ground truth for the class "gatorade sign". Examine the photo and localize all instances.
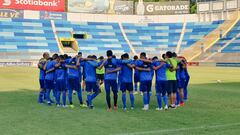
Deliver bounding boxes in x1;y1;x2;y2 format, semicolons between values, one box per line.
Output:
0;0;65;12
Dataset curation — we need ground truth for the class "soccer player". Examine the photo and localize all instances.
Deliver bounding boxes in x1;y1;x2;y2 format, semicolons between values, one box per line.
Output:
44;54;58;105
99;50;121;111
55;55;67;107
152;56;169;110
38;52;49;104
135;52;153;111
96;56;105;89
120;53;135;110
165;51;178;109
133;55;140;95
80;55;103;109
65;52;85;108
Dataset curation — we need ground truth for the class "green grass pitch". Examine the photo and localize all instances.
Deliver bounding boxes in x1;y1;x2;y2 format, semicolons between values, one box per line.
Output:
0;66;240;135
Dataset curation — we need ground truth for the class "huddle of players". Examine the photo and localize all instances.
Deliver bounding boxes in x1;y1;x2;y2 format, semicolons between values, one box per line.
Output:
38;50;190;111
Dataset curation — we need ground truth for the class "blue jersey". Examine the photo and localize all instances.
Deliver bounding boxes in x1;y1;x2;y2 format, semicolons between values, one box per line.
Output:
45;60;57;81
66;58;79;78
121;61;134;83
39;61;46;80
176;63;186;80
81;61;99;82
103;58;121;80
135;60;153;82
152;61;167;81
133;60;139;76
55;63;66;80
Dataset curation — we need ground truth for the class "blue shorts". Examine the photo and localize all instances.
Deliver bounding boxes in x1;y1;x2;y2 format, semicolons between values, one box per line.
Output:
134;74;140;83
68;77;81;91
167;80;177;94
156;81;167;95
140;81;152;92
177;79;185;89
56;79;66;91
120;82;133;92
104;80;118;94
39;79;45;89
45;80;54;90
85;81;99;93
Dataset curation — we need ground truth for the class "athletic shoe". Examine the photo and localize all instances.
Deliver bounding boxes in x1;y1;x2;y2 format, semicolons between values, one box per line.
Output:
156;107;163;111
134;91;138;95
169;105;177;109
89;105;94;109
73;90;76;95
142;105;149;111
107;108;112;112
57;104;61;107
69;104;75;108
47;101;51;106
180;102;185;107
164;105;168;110
62;105;68;108
140;92;143;96
123;108;127;111
130;107;134;110
80;104;87;108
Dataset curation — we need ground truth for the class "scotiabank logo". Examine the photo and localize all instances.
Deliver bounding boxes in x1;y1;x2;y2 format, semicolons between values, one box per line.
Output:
0;0;65;12
15;0;60;7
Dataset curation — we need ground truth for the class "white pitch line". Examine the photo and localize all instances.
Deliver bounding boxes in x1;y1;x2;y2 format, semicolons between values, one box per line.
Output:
112;122;240;135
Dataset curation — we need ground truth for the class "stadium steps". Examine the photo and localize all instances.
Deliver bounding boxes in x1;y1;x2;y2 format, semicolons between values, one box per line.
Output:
202;32;240;62
180;10;240;62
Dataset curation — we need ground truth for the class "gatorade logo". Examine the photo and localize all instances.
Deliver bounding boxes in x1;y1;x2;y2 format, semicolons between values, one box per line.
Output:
3;0;11;6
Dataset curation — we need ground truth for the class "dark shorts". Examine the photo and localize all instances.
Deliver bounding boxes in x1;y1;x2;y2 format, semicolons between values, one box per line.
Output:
167;80;177;94
140;81;152;92
85;81;99;93
45;80;54;90
177;79;185;89
104;80;118;94
156;81;167;95
39;79;45;89
120;82;133;92
68;77;81;91
96;74;104;81
134;74;140;83
56;79;66;91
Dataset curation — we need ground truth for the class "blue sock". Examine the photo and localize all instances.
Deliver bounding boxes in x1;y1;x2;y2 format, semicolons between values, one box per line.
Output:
143;93;148;105
56;91;60;105
156;94;162;108
38;91;44;103
122;93;126;108
176;91;180;105
68;89;73;104
163;95;168;106
46;89;51;103
77;89;83;104
87;93;92;106
91;92;99;101
130;93;134;107
134;83;138;91
43;91;47;100
147;92;151;104
62;91;66;106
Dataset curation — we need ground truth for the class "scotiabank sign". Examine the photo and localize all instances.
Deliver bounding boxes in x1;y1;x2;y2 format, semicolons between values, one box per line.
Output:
0;0;65;12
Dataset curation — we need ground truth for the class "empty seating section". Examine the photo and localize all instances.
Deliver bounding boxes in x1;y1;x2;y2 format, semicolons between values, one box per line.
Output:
0;18;59;55
218;21;240;53
122;23;183;54
54;21;130;54
181;20;224;52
